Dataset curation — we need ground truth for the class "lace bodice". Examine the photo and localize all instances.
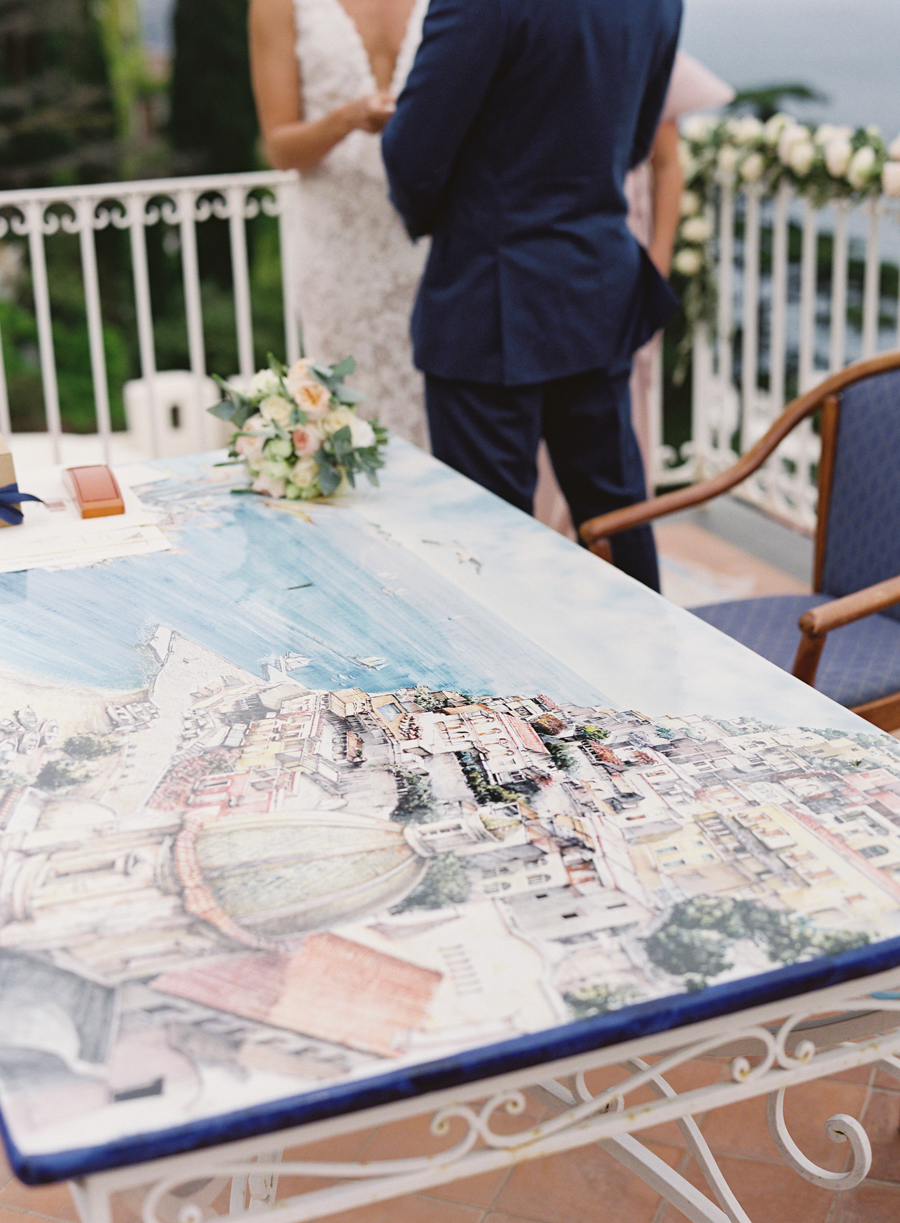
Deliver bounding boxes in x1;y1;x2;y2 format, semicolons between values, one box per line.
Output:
293;0;428;176
288;0;431;449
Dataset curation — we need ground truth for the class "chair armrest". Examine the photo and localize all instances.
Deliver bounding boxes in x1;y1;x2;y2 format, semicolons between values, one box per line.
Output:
792;575;900;688
798;575;900;636
579;351;900;553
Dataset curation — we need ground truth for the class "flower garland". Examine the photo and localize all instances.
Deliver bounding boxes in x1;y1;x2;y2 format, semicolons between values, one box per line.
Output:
210;356;388;500
672;114;900;349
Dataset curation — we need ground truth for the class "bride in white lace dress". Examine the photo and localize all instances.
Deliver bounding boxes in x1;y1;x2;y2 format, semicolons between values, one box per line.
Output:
249;0;430;448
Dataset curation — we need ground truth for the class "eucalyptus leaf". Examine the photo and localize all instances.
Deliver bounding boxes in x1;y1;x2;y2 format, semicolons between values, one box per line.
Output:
334;386;366;405
331;356;357;379
317;463;341;495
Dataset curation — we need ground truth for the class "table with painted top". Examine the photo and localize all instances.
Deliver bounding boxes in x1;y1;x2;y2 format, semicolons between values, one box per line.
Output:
1;441;900;1223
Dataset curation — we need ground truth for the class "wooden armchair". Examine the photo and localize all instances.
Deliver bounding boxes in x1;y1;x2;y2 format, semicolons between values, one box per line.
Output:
579;351;900;730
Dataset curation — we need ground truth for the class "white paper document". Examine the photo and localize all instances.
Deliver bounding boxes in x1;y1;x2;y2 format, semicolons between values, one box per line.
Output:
0;464;171;572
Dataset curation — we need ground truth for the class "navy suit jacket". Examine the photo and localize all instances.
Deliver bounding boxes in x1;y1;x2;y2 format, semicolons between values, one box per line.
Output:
382;0;682;386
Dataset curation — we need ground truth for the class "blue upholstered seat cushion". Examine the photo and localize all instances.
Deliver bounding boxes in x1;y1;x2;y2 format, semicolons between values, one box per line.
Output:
691;594;900;709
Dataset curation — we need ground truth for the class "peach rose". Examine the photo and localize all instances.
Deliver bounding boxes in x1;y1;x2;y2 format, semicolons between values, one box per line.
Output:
251;472;286;498
291;422;324;456
286;360;331;418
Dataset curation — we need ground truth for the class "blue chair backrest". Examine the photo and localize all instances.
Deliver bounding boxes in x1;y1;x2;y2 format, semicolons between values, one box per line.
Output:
819;366;900;621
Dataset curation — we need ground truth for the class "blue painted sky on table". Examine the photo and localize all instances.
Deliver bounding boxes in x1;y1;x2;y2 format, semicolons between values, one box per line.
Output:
0;465;611;707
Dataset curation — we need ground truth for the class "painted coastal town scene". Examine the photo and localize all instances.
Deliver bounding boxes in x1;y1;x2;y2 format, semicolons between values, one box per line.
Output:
2;458;900;1165
4;642;900;1158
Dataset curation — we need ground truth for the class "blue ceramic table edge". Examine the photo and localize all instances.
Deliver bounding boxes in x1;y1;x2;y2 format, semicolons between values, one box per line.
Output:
8;933;900;1186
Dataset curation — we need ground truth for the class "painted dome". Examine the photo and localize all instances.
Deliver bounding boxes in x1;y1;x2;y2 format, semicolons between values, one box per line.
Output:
175;809;427;947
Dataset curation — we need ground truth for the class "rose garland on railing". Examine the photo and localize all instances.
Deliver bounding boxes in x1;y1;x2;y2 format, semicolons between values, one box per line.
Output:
671;114;900;357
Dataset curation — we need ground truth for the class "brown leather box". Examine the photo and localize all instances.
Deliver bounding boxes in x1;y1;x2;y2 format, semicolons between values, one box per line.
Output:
64;465;125;518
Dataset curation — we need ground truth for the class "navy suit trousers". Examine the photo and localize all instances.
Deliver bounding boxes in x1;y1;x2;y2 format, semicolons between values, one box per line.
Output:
424;366;659;591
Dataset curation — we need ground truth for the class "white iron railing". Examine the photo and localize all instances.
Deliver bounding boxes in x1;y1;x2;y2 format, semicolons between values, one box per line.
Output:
657;184;900;531
2;167;898;532
0;169;301;466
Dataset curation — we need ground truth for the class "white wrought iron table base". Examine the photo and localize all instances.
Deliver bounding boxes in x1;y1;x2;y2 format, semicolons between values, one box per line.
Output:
62;972;900;1223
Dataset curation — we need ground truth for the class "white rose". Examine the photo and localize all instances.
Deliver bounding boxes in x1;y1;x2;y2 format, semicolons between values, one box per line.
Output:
888;133;900;160
322;405;376;449
264;436;293;460
261;457;291;479
289;455;320;491
777;123;808;164
728;116;763;144
847;145;877;188
882;161;900;198
681;114;717;143
824;136;853;177
680;216;713;244
815;124;852;147
247;368;281;399
764;113;793;145
259;395;294;428
740;152;766;183
788;138;816;176
673;247;703;276
716;145;740;176
679;189;701;217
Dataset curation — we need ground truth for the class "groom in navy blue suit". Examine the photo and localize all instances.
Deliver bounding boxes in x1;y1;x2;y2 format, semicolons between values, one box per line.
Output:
382;0;682;589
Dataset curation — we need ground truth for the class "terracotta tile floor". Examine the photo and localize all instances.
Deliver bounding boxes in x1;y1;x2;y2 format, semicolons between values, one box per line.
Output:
1;1061;898;1223
654;519;810;609
2;510;895;1223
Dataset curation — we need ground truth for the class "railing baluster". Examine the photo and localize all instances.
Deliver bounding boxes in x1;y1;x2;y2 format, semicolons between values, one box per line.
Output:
227;185;255;379
768;185;789;413
862;198;880;358
25;200;63;462
740;186;761;455
715;180;735;470
798;202;817;394
828;202;849;373
127;191;160;458
177;186;211;448
277;179;302;365
77;197;113;465
689;324;713;481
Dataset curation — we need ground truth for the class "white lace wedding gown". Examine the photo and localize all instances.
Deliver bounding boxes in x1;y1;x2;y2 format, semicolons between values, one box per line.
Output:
290;0;430;449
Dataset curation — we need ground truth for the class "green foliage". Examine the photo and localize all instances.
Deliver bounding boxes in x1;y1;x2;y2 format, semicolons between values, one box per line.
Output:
0;0;119;188
564;984;637;1020
390;770;438;825
643;895;870;987
35;758;90;791
62;733;119;759
575;724;609;743
728;83;829;123
411;687;452;713
545;741;576;773
0;292;128;433
644;923;734;981
391;853;470;912
456;750;520;804
169;0;258;174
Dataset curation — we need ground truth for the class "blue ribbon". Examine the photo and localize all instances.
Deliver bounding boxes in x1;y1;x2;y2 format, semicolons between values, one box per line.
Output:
0;482;44;526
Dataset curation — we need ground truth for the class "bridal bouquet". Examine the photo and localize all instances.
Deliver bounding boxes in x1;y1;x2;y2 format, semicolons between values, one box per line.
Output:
209;356;388;500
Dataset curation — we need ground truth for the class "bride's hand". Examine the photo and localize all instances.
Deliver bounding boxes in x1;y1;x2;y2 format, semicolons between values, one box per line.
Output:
350;91;397;134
